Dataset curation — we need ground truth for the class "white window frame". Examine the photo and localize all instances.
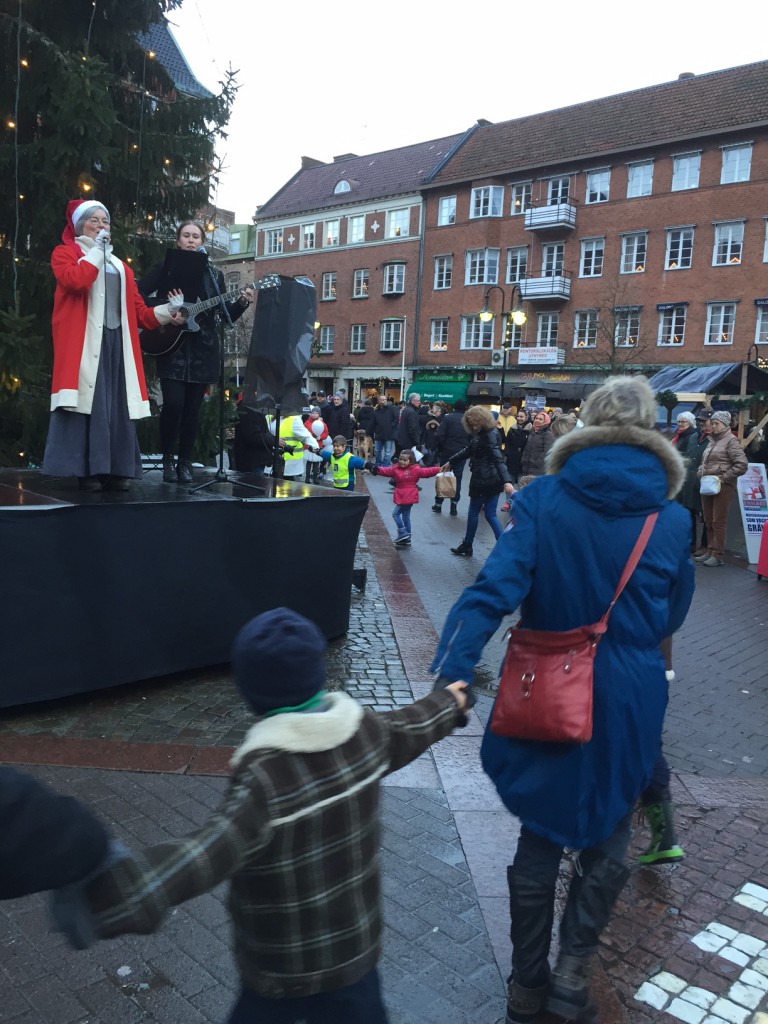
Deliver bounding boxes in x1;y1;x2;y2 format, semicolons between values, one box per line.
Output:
350;324;367;353
321;272;336;301
348;215;365;244
319;326;334;354
438;196;456;226
665;227;694;270
755;306;768;345
713;222;744;266
265;228;283;255
430;318;449;352
352;268;369;299
614;308;641;348
434;255;452;290
705;302;736;345
301;223;315;250
626;161;653;198
383;263;405;294
721;143;752;185
470;185;503;219
505;320;524;349
579;237;604;278
586;169;610;204
657;306;687;347
542;243;564;277
536;312;559;346
763;220;768;263
547;177;570;206
380;321;403;352
506;246;527;284
465;248;499;286
671;152;701;191
324;219;340;247
460;315;493;350
387;208;410;238
573;309;598;349
621;232;647;274
510;182;532;215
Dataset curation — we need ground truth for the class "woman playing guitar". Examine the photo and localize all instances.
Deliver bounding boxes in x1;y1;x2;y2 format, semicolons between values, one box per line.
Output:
138;221;253;483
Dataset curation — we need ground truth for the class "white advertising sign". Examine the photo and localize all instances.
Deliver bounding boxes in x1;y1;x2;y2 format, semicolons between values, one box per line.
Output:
517;348;564;365
736;463;768;563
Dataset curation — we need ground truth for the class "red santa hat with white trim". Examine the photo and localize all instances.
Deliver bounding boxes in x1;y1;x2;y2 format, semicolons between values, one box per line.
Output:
61;199;110;244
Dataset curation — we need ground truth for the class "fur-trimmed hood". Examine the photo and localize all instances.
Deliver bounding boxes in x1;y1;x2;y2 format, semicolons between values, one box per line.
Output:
231;691;363;767
545;423;686;503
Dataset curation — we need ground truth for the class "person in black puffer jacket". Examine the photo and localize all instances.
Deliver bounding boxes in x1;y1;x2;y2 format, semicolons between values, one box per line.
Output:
442;405;513;556
520;411;554;477
505;410;532;482
433;400;471;514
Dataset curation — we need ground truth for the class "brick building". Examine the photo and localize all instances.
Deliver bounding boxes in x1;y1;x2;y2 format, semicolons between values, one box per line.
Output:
253;59;768;410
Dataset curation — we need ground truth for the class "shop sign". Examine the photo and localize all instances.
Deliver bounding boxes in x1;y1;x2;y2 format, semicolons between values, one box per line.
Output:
517;348;565;366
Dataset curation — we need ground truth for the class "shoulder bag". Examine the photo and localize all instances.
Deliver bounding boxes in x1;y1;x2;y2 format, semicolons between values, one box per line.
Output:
490;512;658;744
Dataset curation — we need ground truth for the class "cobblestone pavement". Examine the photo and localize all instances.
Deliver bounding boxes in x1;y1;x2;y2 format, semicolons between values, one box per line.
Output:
2;475;767;1024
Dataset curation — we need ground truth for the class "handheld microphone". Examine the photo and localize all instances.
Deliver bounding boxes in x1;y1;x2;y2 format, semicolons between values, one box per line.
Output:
198;245;207;253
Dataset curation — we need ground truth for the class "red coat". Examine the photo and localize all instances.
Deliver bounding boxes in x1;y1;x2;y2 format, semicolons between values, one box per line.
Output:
375;463;440;505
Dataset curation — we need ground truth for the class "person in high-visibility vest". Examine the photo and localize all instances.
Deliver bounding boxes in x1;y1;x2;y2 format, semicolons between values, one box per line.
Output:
319;435;375;491
267;413;318;478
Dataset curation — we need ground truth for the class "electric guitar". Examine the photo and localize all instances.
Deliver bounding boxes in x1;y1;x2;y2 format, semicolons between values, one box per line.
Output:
140;274;281;357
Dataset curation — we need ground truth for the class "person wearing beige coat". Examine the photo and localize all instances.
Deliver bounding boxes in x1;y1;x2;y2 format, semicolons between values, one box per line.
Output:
695;411;748;565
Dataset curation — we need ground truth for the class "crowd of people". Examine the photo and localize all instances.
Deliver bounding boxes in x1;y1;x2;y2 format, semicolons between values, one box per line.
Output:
29;202;763;1024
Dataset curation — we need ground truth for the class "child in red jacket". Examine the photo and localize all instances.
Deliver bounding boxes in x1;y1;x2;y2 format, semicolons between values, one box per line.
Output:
373;449;440;546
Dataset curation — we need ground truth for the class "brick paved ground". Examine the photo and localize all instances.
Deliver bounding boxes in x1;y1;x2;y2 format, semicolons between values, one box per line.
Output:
2;475;767;1024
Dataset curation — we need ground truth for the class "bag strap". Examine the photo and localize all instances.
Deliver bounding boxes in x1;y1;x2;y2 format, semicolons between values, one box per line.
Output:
598;512;658;626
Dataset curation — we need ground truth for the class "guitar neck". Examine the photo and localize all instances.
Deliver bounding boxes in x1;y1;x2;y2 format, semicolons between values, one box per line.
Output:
184;289;239;318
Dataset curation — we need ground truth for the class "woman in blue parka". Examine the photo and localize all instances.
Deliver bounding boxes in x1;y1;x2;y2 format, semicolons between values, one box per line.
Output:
430;376;695;1024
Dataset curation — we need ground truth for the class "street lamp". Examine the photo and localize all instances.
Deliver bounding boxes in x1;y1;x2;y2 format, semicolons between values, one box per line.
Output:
478;284;526;404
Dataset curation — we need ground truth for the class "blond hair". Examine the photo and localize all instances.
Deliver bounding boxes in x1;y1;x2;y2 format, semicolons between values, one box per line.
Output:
462;405;497;433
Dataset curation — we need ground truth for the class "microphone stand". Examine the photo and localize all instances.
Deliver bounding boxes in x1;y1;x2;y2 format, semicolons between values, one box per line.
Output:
191;252;262;495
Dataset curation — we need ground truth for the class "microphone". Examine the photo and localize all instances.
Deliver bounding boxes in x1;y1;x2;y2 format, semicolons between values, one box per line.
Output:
198;245;207;253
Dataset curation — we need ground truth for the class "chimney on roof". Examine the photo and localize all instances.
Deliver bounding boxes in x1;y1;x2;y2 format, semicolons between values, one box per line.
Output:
476;118;492;126
678;71;695;80
333;153;358;161
301;156;325;169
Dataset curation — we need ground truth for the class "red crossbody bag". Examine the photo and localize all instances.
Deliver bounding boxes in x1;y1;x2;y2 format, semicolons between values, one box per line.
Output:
490;512;658;744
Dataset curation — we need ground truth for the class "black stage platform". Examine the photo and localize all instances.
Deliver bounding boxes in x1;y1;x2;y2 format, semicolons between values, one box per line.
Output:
0;469;368;708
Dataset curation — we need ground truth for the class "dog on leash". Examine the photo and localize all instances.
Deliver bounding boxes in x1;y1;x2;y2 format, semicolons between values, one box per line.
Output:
354;429;374;462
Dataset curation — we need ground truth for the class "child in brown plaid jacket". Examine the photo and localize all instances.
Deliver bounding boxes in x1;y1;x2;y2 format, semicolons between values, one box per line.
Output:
54;607;468;1024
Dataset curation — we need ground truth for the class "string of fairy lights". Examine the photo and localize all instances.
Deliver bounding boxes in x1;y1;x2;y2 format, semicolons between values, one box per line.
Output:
7;0;221;287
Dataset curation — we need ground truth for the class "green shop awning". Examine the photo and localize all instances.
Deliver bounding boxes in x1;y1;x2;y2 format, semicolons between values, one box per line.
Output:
409;376;468;403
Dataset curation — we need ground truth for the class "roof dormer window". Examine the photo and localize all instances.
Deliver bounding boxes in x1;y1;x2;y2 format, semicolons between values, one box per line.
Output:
334;180;351;194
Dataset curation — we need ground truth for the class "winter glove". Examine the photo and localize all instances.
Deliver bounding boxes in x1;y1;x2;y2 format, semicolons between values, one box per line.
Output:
368;464;379;475
167;293;186;313
95;228;111;244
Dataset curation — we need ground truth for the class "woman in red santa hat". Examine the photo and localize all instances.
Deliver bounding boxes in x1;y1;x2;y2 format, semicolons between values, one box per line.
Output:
41;199;185;491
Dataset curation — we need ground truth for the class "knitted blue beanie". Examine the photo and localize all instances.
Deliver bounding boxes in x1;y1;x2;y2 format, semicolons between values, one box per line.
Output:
231;607;326;715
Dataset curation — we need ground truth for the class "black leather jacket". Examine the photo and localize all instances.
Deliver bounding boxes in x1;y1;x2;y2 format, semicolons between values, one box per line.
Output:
448;428;511;497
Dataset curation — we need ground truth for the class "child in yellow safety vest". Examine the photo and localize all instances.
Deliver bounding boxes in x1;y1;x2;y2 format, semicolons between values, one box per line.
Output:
319;435;375;490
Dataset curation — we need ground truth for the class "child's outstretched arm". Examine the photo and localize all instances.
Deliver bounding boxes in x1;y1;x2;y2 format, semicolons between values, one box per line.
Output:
379;686;468;775
52;779;273;946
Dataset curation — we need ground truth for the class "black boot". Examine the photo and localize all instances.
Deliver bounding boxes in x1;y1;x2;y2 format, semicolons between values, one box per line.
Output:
504;866;555;1023
546;853;629;1021
176;459;193;484
431;502;442;513
450;501;458;516
162;455;176;483
638;797;685;865
451;541;473;556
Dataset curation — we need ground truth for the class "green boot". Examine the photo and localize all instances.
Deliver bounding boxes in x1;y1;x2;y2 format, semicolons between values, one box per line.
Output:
638;800;685;865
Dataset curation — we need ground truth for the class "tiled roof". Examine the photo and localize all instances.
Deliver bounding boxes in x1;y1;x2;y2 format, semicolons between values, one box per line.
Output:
255;133;468;220
427;60;768;185
136;21;214;101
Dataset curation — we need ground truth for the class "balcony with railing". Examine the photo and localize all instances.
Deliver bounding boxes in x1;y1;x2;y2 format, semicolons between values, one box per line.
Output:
518;274;571;301
524;202;577;232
